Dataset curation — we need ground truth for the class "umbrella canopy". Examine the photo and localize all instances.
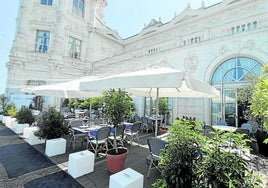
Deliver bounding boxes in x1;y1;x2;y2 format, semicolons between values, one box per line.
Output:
21;76;102;99
79;67;220;136
80;67;219;99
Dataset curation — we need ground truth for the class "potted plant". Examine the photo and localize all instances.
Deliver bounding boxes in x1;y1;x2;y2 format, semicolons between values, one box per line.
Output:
34;106;69;156
15;106;35;134
35;106;69;140
153;118;262;187
158;97;169;134
102;89;134;173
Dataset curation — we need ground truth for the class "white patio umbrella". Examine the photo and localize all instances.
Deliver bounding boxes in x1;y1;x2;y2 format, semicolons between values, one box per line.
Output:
21;76;102;99
79;67;220;137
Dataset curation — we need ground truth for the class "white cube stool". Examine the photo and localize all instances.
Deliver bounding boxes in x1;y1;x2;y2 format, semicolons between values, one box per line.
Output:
15;123;29;134
109;168;144;188
68;150;95;178
45;138;66;157
27;130;45;145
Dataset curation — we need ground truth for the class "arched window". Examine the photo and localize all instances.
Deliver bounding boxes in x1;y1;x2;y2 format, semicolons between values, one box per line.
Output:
72;0;84;18
211;57;262;84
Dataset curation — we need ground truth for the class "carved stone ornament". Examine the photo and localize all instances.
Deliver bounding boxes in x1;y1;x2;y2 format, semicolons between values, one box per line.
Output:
184;52;198;73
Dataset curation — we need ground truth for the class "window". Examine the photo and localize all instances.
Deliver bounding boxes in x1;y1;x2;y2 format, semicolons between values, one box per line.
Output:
253;21;257;29
41;0;53;6
68;37;81;59
211;57;262;84
72;0;84;17
36;30;50;52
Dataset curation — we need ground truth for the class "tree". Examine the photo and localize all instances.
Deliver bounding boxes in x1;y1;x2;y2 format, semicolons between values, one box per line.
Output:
102;89;134;153
251;65;268;142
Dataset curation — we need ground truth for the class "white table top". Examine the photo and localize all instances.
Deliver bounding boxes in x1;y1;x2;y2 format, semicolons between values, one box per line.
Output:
212;125;237;132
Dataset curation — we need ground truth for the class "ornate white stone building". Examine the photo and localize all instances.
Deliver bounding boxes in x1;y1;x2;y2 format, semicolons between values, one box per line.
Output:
6;0;268;125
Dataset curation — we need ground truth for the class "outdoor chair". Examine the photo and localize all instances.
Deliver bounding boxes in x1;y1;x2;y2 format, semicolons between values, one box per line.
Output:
108;124;126;148
141;116;154;133
86;126;111;157
69;119;87;150
235;128;259;153
147;137;166;178
216;121;228;126
125;122;141;146
203;125;215;138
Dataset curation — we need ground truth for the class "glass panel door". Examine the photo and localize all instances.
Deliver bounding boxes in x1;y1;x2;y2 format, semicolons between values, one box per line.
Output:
223;89;237;127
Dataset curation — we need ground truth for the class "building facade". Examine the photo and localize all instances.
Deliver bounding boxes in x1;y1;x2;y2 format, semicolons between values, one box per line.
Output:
6;0;268;125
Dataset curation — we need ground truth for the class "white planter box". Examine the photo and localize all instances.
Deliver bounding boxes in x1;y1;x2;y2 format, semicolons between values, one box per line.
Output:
109;168;144;188
23;126;38;139
15;123;29;134
45;138;66;157
68;150;95;178
27;129;45;145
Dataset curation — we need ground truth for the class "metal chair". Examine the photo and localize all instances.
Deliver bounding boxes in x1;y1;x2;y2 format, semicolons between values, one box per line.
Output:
87;126;111;157
147;137;166;178
216;121;228;126
141;116;153;133
69;119;87;150
125;122;141;146
108;124;126;148
235;128;259;153
203;125;215;138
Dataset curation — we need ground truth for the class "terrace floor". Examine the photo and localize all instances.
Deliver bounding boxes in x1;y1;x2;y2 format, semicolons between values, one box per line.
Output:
0;122;268;188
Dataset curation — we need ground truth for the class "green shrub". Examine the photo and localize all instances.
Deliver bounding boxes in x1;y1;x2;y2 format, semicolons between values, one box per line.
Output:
35;106;69;140
5;103;17;117
16;107;35;125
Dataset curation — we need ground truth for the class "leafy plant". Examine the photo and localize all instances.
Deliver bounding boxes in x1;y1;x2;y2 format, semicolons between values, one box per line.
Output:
154;119;204;188
35;106;69;140
251;65;268;140
102;89;134;153
194;130;262;188
16;106;35;125
4;102;17;117
153;119;262;188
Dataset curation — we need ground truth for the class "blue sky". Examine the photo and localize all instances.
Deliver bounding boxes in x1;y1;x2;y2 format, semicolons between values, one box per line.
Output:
0;0;221;94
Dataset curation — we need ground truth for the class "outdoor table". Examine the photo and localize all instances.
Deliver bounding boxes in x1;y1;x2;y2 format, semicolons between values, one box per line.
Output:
212;125;237;132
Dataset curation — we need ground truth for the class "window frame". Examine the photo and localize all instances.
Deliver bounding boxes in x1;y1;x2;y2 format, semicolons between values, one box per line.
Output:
68;36;82;59
36;30;50;53
41;0;53;6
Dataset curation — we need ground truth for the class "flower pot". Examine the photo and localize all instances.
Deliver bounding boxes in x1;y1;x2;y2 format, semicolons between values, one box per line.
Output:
106;147;128;173
160;127;168;135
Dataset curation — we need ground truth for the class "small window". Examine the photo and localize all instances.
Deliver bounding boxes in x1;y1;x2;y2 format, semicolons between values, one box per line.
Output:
36;30;50;53
241;24;245;32
247;23;251;30
253;21;257;29
41;0;53;6
69;37;81;59
236;26;240;33
72;0;84;18
231;27;235;34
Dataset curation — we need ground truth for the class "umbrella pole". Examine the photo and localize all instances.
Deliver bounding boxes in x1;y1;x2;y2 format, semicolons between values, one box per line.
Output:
155;88;159;137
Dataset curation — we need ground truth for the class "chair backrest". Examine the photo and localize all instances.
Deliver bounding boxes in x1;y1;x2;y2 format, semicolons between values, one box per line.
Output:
241;123;253;133
96;126;111;140
134;115;141;123
203;125;215;138
131;122;141;133
216;121;227;126
235;128;250;138
141;117;147;124
227;117;235;126
94;118;103;125
69;119;83;128
147;137;165;158
114;124;126;137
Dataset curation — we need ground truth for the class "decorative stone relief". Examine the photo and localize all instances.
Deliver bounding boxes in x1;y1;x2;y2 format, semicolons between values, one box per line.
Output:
184;52;198;73
219;45;230;55
243;39;255;50
54;61;64;71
